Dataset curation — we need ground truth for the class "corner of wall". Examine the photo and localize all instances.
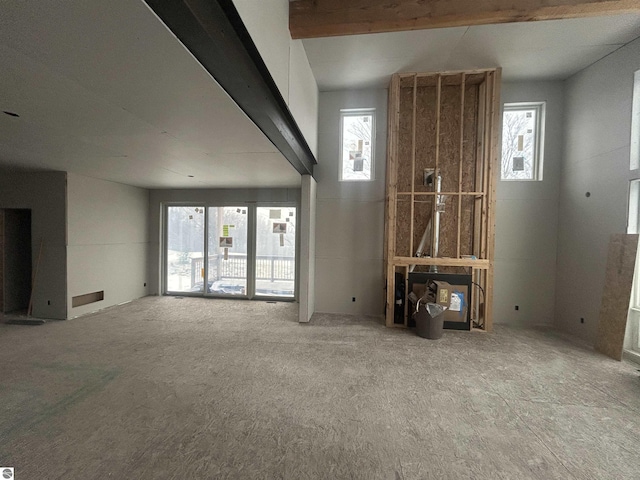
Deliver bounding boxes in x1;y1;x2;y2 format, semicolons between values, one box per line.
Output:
554;38;640;344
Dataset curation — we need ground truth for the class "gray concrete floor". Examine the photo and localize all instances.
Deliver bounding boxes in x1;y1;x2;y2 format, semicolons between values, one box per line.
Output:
1;296;640;479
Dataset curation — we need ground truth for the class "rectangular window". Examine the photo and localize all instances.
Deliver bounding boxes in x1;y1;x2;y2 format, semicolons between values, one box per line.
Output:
255;207;296;298
340;109;375;181
207;206;248;296
164;204;296;300
501;102;545;181
166;206;205;293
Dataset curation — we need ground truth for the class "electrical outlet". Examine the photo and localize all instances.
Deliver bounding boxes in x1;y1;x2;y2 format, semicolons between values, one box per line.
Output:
515;305;519;311
580;317;585;324
352;297;356;302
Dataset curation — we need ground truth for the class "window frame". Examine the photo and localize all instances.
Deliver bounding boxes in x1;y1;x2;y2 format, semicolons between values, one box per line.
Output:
162;202;298;302
500;101;546;182
628;178;640;234
631;70;640;171
339;108;376;182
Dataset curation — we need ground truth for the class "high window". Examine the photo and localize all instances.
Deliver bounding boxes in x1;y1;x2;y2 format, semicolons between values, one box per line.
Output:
501;102;545;181
340;109;375;181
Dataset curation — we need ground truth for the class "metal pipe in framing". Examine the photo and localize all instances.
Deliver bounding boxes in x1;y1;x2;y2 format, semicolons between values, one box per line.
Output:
430;175;443;273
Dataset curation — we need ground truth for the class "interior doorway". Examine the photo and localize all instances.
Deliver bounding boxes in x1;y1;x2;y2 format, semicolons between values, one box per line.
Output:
1;209;32;315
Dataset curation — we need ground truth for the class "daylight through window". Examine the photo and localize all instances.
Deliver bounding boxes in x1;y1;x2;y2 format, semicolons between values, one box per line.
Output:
501;102;545;181
340;109;375;181
629;179;640;234
631;70;640;170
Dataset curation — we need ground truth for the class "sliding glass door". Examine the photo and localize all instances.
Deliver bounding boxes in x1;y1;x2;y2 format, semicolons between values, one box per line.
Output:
255;207;296;298
206;207;248;296
165;204;296;299
166;206;205;293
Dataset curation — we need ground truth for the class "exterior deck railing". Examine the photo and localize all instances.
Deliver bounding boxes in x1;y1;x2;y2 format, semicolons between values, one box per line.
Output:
190;253;294;286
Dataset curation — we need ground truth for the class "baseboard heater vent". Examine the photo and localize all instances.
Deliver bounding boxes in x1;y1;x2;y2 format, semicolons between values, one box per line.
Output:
72;290;104;308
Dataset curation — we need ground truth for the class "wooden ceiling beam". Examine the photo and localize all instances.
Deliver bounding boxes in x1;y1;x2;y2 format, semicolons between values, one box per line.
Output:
290;0;640;39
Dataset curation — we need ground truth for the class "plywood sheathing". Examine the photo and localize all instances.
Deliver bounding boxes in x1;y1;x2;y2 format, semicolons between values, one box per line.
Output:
395;198;413;258
414;85;438;193
397;87;414;193
462;85;479;192
595;234;639;361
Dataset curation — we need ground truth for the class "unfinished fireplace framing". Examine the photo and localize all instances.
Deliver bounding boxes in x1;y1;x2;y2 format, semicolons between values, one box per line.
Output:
384;69;501;331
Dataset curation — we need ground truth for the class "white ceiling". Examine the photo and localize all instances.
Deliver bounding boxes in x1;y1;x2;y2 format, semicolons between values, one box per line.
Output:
1;3;639;189
302;14;640;91
0;0;301;189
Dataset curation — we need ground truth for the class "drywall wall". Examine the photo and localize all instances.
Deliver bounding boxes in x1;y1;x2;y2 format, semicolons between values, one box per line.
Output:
315;89;388;316
299;175;317;322
289;39;319;157
148;188;301;295
232;0;291;102
0;171;67;319
494;81;564;326
232;0;318;157
556;37;640;343
67;173;149;318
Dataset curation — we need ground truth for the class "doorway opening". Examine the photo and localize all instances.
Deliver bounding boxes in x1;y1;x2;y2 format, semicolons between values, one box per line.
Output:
0;209;32;315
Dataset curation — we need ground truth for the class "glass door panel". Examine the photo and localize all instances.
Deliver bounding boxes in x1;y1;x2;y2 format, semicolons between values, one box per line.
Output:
207;207;248;296
255;207;296;298
166;206;205;293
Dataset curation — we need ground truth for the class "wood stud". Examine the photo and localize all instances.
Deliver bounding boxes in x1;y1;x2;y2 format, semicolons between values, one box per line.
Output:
385;74;401;326
431;75;442;259
385;68;501;330
456;74;466;259
409;76;417;256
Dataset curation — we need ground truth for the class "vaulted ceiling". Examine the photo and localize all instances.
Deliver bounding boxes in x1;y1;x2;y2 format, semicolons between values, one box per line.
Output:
290;0;640;90
301;13;640;90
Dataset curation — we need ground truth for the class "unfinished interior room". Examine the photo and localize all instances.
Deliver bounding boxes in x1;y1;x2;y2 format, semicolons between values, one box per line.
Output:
1;0;640;478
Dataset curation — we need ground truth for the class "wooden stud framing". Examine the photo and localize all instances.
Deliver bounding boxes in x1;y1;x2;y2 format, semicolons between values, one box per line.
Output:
384;68;501;331
385;74;401;327
484;69;502;332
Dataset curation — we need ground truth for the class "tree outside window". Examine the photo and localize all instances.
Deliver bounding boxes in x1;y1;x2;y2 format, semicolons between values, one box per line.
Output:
340;109;375;181
501;102;545;181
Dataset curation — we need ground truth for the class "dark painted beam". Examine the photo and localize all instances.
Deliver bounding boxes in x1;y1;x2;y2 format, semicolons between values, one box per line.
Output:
144;0;316;176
